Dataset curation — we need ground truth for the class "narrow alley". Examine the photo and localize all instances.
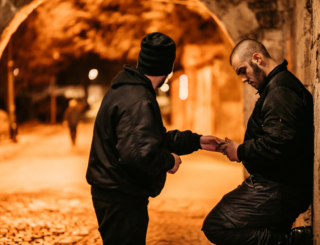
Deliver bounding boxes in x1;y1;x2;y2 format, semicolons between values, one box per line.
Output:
0;122;242;245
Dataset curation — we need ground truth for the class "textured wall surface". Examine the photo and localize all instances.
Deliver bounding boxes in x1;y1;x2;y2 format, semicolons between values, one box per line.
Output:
199;0;292;127
0;0;31;34
312;0;320;240
308;0;320;242
0;0;44;59
289;0;319;236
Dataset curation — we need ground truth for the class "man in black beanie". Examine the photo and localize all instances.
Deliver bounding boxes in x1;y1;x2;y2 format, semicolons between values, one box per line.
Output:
86;32;221;245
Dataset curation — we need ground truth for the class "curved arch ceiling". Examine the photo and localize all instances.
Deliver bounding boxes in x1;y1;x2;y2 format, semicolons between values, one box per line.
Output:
5;0;234;85
0;0;234;60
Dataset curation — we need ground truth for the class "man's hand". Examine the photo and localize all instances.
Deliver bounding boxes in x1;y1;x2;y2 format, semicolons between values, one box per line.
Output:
200;135;224;152
168;153;182;174
218;137;240;162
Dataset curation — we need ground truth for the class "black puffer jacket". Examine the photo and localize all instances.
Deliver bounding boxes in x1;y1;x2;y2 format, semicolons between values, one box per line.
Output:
237;60;314;189
86;65;202;198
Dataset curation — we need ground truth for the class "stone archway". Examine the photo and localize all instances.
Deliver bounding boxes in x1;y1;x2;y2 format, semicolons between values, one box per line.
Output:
0;0;45;59
0;0;290;65
0;0;263;128
0;0;245;140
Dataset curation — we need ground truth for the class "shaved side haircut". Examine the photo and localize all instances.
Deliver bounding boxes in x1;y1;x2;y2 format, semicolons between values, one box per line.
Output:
230;39;272;65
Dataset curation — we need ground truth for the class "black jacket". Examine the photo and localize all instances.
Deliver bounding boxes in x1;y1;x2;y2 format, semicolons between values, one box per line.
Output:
86;65;202;198
237;60;314;189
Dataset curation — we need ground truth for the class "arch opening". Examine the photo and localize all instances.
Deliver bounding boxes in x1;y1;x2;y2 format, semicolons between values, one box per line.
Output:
0;0;243;142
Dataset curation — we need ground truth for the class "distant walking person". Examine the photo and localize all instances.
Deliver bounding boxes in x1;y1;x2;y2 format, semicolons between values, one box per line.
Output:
64;99;81;145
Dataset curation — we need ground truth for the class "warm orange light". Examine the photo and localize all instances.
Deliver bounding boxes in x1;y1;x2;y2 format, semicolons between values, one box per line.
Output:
88;69;98;80
179;75;188;100
160;84;169;92
13;68;19;76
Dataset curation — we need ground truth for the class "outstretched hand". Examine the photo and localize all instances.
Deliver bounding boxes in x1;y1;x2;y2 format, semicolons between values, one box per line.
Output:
217;137;240;162
200;135;224;152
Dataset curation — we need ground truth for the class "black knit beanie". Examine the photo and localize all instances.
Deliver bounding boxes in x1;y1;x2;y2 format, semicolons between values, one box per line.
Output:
137;32;176;76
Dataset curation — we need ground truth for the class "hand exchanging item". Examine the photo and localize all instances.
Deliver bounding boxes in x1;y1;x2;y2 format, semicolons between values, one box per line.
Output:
217;137;240;162
168;153;182;174
200;135;224;152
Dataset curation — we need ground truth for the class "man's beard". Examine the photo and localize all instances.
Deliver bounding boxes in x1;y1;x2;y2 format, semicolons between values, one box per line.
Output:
249;61;267;90
157;75;168;88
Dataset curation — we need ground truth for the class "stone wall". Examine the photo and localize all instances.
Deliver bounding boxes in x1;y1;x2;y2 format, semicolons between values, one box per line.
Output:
199;0;293;127
311;0;320;240
287;0;320;239
0;0;44;61
291;0;320;242
0;0;31;34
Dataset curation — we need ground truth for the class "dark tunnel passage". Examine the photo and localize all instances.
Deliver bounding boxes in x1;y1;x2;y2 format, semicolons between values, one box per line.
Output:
0;0;243;142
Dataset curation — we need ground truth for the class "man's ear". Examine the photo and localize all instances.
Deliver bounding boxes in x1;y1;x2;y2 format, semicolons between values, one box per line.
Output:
252;53;263;65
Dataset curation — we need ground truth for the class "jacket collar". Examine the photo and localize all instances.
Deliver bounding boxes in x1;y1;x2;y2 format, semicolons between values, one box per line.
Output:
257;60;288;95
111;65;156;96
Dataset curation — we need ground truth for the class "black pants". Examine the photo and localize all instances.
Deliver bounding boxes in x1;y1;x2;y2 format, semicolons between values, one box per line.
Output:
202;174;312;245
92;198;149;245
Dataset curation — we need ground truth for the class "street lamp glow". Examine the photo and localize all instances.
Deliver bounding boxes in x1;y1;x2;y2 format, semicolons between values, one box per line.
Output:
13;68;19;76
160;84;169;92
179;74;188;100
88;69;98;80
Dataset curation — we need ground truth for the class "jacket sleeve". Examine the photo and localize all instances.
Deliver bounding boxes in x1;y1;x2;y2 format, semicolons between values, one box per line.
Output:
237;86;304;168
164;130;202;155
116;100;175;182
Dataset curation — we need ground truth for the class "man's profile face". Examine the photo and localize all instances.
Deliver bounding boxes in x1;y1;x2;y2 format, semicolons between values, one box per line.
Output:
232;55;266;90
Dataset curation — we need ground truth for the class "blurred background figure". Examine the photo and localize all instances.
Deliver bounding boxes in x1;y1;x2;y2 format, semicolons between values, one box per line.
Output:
63;99;81;145
0;109;10;142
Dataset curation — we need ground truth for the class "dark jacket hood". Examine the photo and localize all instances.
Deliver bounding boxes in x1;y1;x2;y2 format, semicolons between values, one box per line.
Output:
111;65;156;96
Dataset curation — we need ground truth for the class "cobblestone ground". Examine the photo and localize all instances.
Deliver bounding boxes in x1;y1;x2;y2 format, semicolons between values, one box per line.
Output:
0;195;214;245
0;195;101;245
0;122;242;245
147;207;213;245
